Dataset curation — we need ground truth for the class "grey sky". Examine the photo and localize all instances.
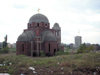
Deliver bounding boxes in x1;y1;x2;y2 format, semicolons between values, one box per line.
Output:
0;0;100;44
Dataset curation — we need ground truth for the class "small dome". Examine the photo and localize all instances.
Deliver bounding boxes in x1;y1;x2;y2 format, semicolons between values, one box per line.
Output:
17;31;35;42
52;23;60;30
29;13;49;24
41;30;57;42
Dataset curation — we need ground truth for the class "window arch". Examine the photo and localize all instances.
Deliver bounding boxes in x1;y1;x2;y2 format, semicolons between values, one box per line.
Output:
37;23;39;27
22;44;24;52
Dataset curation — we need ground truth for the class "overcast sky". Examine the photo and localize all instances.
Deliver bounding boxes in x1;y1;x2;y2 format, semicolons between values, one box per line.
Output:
0;0;100;44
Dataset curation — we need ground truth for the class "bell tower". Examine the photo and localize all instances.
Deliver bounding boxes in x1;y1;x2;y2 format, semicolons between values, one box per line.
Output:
52;23;61;50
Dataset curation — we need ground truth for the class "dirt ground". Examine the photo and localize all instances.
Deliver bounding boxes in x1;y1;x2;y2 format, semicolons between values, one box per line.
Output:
14;65;100;75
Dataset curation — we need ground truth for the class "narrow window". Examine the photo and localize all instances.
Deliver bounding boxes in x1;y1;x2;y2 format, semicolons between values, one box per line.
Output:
45;24;48;27
54;49;56;55
22;44;24;52
37;23;39;27
49;43;50;52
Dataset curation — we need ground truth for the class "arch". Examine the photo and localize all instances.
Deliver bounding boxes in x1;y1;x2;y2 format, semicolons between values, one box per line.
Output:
37;23;39;27
54;49;56;55
22;44;24;52
49;43;50;52
33;52;37;56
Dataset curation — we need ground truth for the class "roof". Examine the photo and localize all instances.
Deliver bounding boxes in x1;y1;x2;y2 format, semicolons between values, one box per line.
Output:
29;13;49;24
17;31;35;42
41;30;57;42
52;23;60;30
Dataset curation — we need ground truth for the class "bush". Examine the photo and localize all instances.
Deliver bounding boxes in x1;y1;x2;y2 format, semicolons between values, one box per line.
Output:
55;50;69;56
40;50;45;56
77;44;94;53
0;47;9;53
9;48;16;53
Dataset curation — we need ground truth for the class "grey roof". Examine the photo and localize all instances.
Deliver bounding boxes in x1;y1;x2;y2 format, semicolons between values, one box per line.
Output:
29;13;49;24
41;30;57;42
17;31;35;42
52;23;60;30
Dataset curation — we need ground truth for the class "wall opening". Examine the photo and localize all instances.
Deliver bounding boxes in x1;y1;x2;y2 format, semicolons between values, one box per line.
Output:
56;32;57;36
49;43;50;52
37;23;39;27
45;43;51;56
33;52;37;56
45;24;47;27
54;49;56;55
22;44;24;52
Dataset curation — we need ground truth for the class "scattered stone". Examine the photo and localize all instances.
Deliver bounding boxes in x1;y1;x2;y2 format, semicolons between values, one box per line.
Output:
51;70;53;73
70;71;72;75
4;63;6;66
20;73;25;75
62;72;64;74
33;71;37;74
29;67;35;71
57;62;60;65
93;72;96;75
61;67;64;70
9;62;12;65
29;67;37;74
0;64;3;66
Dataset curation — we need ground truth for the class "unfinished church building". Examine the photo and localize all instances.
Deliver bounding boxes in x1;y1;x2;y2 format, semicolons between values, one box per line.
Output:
16;13;61;56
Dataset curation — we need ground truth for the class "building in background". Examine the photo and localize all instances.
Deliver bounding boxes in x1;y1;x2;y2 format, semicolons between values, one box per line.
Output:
12;43;16;48
75;36;82;48
8;43;12;48
69;43;75;49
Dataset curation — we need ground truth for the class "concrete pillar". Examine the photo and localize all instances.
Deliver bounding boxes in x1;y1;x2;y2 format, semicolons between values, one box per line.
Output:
40;42;41;51
37;40;39;56
31;41;33;57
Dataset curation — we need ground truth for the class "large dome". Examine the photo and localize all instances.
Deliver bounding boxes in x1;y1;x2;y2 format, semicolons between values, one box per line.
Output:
41;30;57;42
52;23;60;30
17;31;35;42
29;13;49;24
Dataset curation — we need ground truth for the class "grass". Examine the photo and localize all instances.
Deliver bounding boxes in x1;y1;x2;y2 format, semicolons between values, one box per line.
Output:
0;52;100;74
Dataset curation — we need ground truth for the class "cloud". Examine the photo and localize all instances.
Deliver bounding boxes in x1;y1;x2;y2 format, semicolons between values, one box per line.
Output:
66;0;100;11
13;4;28;9
0;0;100;44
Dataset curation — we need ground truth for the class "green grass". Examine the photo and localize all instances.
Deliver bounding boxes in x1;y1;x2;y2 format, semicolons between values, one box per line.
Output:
0;52;100;74
9;48;16;53
55;50;69;55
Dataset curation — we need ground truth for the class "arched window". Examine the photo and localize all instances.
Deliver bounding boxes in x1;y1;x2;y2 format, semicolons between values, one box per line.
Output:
54;49;56;55
37;23;39;27
56;32;57;36
49;43;50;52
30;24;31;27
45;24;48;27
22;44;24;52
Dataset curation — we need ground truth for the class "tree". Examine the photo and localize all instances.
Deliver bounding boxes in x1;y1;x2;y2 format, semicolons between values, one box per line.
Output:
77;43;94;53
3;35;8;48
0;35;9;54
0;46;9;53
77;43;86;53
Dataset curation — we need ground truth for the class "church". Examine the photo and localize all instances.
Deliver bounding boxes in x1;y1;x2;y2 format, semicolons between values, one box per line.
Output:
16;13;61;56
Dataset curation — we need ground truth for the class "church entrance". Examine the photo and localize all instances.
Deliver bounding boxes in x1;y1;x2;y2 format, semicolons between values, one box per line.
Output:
54;49;56;55
32;52;37;56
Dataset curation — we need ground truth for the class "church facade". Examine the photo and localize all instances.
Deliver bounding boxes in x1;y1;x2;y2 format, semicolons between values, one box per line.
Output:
16;13;61;56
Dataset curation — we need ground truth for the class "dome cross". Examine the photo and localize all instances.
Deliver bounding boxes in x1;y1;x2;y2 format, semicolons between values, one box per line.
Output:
38;8;40;13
